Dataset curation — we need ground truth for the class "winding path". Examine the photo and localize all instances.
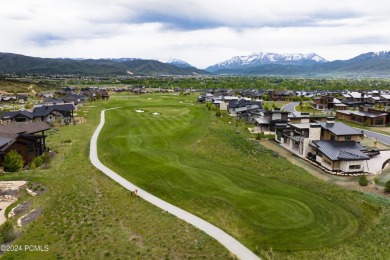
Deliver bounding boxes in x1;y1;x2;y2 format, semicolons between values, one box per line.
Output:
89;108;260;260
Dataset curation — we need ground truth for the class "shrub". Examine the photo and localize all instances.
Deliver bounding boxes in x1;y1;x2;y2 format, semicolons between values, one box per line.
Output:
215;109;221;117
385;180;390;193
33;156;43;167
0;221;16;243
30;162;37;171
359;175;368;186
3;150;24;172
41;152;51;165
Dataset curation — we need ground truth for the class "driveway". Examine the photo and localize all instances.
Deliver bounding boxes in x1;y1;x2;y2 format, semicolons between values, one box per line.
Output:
366;151;390;174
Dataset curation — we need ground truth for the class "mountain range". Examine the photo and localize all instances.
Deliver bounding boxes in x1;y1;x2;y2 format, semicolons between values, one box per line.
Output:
205;52;326;72
1;51;390;77
206;51;390;77
0;53;205;76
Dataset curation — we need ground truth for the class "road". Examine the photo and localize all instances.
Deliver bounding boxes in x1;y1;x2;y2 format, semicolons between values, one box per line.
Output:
361;129;390;146
281;102;299;112
90;108;260;260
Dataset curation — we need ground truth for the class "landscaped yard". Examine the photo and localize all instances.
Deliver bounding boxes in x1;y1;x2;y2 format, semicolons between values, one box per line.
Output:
97;94;390;258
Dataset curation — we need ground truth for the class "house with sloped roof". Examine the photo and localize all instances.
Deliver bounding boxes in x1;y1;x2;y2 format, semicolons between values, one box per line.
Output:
2;104;75;124
336;108;388;126
0;121;50;166
282;117;372;174
309;141;370;173
269;90;294;101
33;104;75;124
1;111;34;123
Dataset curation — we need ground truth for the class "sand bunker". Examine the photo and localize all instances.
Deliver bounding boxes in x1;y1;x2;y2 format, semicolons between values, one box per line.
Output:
135;110;144;113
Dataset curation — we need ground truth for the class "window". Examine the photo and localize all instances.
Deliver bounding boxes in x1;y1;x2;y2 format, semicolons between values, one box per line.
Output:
331;135;336;140
27;143;35;153
376;118;384;125
323;159;331;165
344;135;352;141
349;165;361;170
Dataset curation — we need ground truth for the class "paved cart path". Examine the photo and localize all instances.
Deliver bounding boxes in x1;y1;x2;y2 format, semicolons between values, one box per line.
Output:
89;108;260;260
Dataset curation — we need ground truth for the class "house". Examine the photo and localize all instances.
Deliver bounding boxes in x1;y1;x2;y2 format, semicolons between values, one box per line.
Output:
2;104;75;124
311;96;334;110
309;141;370;173
253;109;289;133
341;91;372;108
228;99;261;115
1;111;34;123
282;118;371;173
0;96;17;103
0;121;50;166
33;104;75;124
36;91;54;99
235;105;261;121
269;90;294;101
336;107;388;126
198;93;213;103
97;89;110;100
62;93;87;106
318;119;363;141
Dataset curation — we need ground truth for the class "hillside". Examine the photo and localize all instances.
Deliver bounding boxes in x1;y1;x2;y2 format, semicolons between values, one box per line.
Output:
0;53;208;76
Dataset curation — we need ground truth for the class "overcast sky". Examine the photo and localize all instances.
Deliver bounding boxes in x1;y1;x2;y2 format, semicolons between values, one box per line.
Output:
1;0;390;68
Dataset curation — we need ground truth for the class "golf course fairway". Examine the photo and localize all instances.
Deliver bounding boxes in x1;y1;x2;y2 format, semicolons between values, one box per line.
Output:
97;94;361;252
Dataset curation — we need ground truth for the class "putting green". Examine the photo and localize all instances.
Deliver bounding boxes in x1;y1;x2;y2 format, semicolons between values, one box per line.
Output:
98;95;359;251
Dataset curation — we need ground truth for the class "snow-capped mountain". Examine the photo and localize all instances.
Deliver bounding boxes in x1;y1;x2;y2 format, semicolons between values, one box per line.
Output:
349;51;390;61
157;58;193;68
206;52;327;72
102;58;141;62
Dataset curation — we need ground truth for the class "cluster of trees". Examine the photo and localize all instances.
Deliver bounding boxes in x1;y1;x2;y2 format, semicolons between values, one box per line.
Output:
119;76;390;91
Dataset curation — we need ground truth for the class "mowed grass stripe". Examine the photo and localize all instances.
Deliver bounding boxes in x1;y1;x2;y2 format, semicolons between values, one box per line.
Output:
98;95;360;252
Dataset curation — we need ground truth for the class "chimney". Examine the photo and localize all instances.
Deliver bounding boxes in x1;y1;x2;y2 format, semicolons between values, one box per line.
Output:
309;123;322;140
326;117;335;126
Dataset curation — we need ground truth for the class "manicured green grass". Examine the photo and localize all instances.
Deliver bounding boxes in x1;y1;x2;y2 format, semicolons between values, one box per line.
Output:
0;100;231;259
262;101;289;109
98;94;389;258
295;103;327;115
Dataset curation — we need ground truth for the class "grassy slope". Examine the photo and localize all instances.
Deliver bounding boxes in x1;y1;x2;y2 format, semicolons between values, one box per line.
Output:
98;94;390;258
0;100;231;259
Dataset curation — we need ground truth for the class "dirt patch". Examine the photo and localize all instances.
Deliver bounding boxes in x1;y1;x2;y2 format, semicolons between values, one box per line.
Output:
17;208;42;227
